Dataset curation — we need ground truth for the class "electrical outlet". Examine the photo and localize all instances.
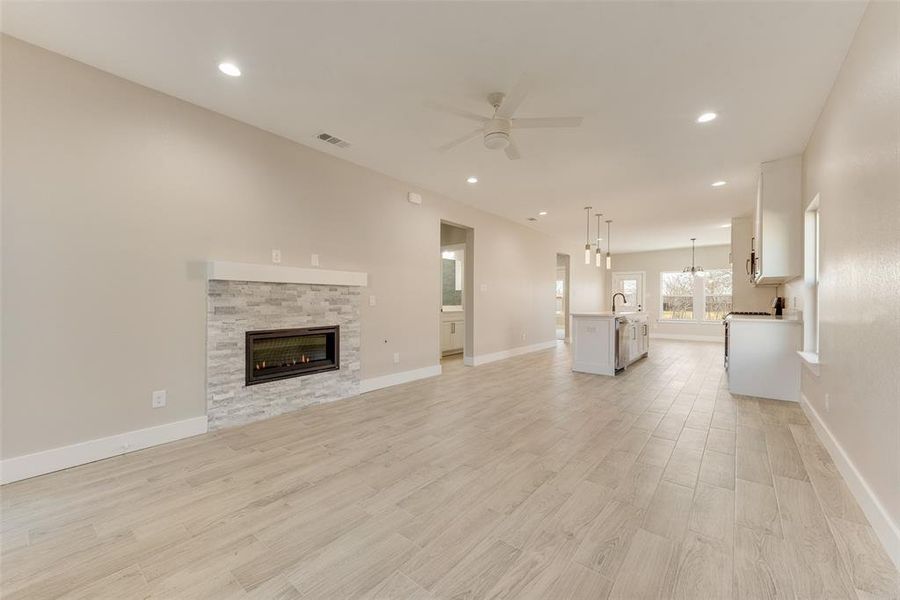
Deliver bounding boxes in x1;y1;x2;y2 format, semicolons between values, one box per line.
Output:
480;283;488;292
152;390;167;408
393;352;400;364
311;254;320;267
521;331;526;341
271;249;281;264
369;295;376;307
825;393;830;412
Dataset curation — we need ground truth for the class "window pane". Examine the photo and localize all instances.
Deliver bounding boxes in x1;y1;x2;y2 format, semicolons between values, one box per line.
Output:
703;269;733;320
621;279;638;306
660;272;694;320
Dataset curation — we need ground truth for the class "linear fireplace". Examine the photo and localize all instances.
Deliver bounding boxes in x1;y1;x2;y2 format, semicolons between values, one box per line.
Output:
245;326;339;386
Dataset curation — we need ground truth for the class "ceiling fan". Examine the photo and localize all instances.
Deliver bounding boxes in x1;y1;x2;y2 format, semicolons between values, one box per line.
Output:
429;84;583;160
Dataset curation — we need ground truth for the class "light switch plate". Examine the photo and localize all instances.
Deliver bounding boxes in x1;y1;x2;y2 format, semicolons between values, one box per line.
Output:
393;352;400;364
311;254;320;267
271;249;281;264
480;283;488;292
369;295;376;306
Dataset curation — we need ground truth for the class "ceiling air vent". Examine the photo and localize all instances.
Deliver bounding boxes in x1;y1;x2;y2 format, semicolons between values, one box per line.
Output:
316;132;351;149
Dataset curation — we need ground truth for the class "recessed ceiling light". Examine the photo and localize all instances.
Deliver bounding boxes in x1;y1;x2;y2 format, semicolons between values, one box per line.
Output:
711;180;727;187
218;62;241;77
538;211;548;216
697;112;717;123
466;176;478;184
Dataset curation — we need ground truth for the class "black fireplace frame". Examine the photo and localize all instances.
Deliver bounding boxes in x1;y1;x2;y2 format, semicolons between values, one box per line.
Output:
245;326;340;386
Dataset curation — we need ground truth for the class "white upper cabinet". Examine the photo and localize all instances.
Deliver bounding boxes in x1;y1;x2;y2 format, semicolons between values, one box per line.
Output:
753;155;802;285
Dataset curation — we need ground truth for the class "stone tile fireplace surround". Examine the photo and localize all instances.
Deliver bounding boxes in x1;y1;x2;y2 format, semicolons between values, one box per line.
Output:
206;262;365;430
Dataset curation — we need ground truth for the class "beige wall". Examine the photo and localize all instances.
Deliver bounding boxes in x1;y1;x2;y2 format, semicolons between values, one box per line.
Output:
603;245;734;339
0;36;604;458
787;1;900;547
568;253;605;315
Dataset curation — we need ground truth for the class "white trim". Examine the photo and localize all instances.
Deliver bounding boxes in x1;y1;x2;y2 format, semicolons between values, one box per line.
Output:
207;261;367;287
800;394;900;571
650;333;723;343
467;340;558;366
797;350;820;376
360;364;441;393
0;416;208;485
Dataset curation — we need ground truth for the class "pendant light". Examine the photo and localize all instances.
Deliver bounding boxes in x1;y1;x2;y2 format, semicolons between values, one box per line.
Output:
605;220;613;269
595;213;603;267
583;206;592;265
683;238;706;277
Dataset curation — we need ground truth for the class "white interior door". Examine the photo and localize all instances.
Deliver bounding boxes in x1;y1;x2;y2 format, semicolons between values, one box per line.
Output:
612;271;645;312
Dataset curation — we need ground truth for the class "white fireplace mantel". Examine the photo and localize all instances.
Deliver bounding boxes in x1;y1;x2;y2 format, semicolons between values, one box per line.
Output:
207;261;367;287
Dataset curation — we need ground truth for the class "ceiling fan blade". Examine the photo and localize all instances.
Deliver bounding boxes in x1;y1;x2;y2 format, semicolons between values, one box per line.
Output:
512;116;583;129
437;128;482;152
505;137;522;160
496;77;530;119
424;100;488;123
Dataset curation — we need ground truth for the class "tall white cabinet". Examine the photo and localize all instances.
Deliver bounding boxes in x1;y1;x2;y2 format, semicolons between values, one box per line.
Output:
752;155;802;285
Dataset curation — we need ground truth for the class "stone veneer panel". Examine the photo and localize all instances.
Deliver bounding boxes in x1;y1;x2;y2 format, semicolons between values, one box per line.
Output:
206;279;360;430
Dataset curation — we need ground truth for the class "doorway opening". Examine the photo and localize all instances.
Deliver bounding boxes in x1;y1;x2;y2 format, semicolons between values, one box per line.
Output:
556;254;571;341
440;222;474;366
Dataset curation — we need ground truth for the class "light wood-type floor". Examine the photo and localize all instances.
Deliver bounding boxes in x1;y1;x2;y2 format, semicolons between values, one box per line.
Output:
2;341;898;599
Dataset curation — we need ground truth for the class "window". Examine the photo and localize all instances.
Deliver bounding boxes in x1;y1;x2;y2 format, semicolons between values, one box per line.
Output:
660;272;695;320
659;269;732;322
804;195;820;354
703;269;733;320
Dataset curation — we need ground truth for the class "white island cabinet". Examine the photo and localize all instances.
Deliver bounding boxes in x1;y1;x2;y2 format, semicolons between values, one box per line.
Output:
571;312;648;376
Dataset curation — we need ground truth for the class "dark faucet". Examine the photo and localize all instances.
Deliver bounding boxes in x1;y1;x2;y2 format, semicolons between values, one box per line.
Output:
612;292;627;313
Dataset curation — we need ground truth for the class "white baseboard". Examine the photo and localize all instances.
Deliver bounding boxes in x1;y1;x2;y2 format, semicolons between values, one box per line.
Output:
650;333;723;343
800;394;900;571
360;364;442;393
465;340;558;367
0;416;208;485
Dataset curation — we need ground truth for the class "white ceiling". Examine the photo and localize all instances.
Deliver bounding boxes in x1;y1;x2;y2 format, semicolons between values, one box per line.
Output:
2;1;865;253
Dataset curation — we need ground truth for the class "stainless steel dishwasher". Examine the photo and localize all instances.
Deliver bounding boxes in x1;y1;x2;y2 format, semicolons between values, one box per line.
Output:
615;316;630;371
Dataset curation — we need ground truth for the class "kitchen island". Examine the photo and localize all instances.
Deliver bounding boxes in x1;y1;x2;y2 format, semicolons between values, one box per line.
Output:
571;312;649;376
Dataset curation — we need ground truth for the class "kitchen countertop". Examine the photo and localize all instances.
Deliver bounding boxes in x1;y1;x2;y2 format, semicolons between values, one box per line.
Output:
571;311;647;318
725;314;802;324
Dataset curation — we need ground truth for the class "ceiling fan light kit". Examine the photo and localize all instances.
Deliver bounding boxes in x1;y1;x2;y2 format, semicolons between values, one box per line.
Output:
483;128;510;150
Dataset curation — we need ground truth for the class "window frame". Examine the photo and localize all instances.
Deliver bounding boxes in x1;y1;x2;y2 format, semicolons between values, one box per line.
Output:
700;268;734;322
804;194;820;355
658;268;732;323
658;271;698;323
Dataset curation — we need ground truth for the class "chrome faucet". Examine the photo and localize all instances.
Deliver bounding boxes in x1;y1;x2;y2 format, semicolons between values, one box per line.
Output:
612;292;627;314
